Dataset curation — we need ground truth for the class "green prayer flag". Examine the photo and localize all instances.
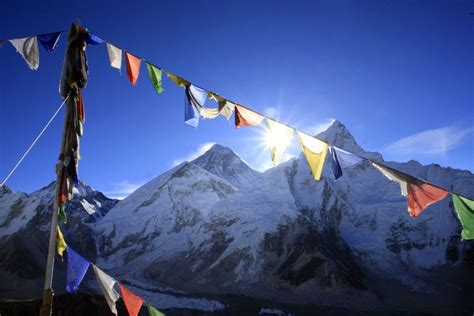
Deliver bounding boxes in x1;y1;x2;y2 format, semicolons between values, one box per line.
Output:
148;305;165;316
146;63;164;94
452;194;474;240
59;203;67;224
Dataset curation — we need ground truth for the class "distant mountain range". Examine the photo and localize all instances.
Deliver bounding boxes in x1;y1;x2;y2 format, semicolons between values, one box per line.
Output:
1;120;473;314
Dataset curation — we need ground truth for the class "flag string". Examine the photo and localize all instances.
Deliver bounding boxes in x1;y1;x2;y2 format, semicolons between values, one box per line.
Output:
1;27;472;202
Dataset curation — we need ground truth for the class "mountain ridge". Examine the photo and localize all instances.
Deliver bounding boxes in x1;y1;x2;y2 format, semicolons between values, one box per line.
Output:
0;120;473;314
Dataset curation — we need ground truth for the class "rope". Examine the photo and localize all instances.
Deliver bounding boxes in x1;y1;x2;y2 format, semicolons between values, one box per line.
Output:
0;95;69;187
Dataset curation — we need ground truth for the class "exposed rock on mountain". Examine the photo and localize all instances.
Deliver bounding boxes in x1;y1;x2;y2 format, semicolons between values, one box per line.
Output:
1;120;473;314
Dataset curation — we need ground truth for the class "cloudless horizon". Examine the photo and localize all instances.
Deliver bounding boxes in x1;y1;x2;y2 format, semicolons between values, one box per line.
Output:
0;0;473;198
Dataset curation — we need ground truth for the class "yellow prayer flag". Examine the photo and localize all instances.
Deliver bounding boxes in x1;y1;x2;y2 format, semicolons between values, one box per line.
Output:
165;71;189;88
266;119;294;166
56;226;67;257
298;131;328;180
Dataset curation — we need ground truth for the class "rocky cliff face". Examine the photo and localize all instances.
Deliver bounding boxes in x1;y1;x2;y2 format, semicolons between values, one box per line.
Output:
1;121;473;313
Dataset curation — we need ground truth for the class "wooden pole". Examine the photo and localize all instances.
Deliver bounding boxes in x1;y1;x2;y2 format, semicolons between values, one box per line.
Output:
38;97;72;316
39;23;86;315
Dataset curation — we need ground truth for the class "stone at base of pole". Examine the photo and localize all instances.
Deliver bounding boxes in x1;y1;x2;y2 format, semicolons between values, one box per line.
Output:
39;288;54;316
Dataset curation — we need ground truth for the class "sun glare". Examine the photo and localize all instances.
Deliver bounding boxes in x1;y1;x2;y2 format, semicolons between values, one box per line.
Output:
265;128;291;151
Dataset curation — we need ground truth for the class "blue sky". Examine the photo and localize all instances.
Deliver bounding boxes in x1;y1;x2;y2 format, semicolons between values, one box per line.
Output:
0;0;472;198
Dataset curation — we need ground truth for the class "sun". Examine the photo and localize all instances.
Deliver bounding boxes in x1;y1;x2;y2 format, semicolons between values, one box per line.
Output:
264;126;292;152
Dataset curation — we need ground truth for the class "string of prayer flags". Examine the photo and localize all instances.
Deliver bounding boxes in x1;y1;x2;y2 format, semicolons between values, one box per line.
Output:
328;146;364;179
119;283;144;316
298;132;328;180
166;71;190;88
125;52;141;85
185;85;208;127
148;305;165;316
107;43;122;72
265;119;294;166
37;32;61;52
235;105;264;128
66;247;90;293
85;32;104;45
146;63;164;94
9;36;39;70
93;265;120;315
371;162;449;217
56;227;67;258
452;194;474;240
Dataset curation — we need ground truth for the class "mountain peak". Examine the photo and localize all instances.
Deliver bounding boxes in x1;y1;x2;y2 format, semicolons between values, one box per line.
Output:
192;144;260;188
0;185;13;196
316;120;364;154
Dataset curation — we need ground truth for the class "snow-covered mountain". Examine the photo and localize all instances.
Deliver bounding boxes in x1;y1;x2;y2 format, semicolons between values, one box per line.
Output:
0;181;117;297
1;120;473;314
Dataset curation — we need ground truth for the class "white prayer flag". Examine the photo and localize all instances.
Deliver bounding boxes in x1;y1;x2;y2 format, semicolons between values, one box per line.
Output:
10;36;39;70
106;43;122;72
93;265;120;315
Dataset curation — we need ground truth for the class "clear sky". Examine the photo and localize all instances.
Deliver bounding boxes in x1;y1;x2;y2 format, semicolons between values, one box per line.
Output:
0;0;472;198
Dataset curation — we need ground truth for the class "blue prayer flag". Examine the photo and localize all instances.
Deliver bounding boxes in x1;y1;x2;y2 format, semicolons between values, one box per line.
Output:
328;146;364;179
66;247;90;293
85;32;104;45
37;32;62;52
185;85;207;128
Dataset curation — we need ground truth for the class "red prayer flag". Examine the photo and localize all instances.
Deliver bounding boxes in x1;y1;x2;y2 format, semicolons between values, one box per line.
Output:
235;105;264;128
125;52;141;86
372;162;448;217
119;283;143;316
407;183;448;217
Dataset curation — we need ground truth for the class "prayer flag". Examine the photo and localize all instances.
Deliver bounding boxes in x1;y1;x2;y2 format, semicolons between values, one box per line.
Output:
185;85;208;127
372;162;449;217
235;105;264;128
148;305;165;316
59;203;67;224
85;32;104;45
93;265;120;315
66;247;90;293
125;52;141;85
37;32;61;52
192;91;221;119
265;119;294;166
66;155;79;186
9;36;39;70
452;194;474;240
106;43;122;72
119;283;144;316
166;71;189;88
328;146;364;179
56;227;67;257
208;92;233;119
199;107;220;119
298;132;328;180
146;63;164;94
218;100;235;120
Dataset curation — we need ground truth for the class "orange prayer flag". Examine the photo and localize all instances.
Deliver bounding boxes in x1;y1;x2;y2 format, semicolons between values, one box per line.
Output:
235;105;264;128
372;162;448;217
407;183;448;217
125;52;141;86
118;283;143;316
